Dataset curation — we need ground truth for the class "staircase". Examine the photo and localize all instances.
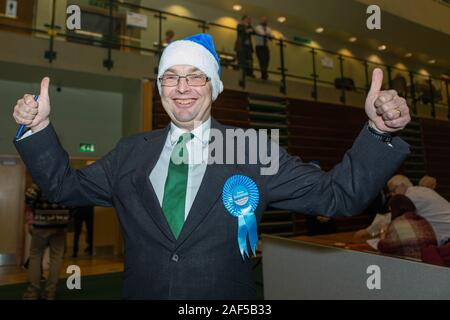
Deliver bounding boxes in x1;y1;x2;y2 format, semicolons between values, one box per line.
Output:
248;93;289;148
248;93;294;237
399;117;427;184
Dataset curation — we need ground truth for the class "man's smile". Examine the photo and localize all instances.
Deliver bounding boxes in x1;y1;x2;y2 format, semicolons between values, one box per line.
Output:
173;98;198;108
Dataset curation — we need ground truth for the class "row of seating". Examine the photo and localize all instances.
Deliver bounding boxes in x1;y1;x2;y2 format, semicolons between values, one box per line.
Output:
152;88;450;235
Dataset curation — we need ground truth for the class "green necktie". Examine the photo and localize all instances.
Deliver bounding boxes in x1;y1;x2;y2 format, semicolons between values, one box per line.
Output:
162;133;193;239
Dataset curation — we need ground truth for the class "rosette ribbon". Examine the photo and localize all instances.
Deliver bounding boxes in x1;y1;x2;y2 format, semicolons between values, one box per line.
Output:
222;175;259;259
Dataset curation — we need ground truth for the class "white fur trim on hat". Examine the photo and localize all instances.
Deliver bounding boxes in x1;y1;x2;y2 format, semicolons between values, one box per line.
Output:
157;40;224;101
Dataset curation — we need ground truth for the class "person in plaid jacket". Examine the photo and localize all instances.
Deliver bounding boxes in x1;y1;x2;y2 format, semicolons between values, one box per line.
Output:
378;194;437;260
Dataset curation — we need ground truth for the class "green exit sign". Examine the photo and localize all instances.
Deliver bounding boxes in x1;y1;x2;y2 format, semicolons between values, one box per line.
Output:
79;143;95;153
293;36;312;45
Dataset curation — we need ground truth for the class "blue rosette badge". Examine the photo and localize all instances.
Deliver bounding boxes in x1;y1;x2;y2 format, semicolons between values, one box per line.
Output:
222;175;259;259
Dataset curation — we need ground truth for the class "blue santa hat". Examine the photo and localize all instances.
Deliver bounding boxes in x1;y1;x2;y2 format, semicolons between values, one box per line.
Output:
157;33;224;101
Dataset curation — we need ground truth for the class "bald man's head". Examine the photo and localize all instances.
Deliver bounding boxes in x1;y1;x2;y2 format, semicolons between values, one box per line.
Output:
419;175;437;190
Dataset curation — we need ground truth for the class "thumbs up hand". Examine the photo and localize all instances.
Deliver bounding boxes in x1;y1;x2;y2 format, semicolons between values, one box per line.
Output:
13;77;51;133
365;68;410;133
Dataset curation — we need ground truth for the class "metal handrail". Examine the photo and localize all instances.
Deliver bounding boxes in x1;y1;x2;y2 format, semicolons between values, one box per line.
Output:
0;0;448;117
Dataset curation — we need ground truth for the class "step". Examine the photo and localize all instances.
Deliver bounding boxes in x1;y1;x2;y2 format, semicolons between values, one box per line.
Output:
249;111;287;121
248;93;286;104
401;138;422;145
403;165;426;171
409;152;424;157
251;122;288;129
407;120;421;128
407;153;425;158
403;161;426;167
401;128;422;135
249;99;287;110
249;104;287;114
405;170;427;177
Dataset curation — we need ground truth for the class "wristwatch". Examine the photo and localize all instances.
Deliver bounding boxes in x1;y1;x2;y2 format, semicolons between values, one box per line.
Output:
367;121;393;145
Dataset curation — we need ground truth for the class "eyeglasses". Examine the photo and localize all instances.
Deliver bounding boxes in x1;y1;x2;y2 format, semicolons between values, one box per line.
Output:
159;74;210;87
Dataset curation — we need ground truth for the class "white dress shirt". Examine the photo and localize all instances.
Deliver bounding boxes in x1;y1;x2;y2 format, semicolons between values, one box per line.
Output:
254;24;273;47
406;186;450;245
149;118;210;220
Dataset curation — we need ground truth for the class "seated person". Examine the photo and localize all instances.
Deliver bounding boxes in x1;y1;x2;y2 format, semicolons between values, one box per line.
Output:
387;175;450;246
378;194;437;260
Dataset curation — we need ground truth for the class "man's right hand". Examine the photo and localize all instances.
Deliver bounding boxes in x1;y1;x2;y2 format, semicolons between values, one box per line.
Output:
13;77;51;133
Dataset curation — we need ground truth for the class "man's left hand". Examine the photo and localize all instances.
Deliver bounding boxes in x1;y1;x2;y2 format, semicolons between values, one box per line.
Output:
365;68;411;133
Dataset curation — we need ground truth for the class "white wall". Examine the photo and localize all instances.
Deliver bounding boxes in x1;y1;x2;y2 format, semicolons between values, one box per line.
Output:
0;78;123;157
355;0;450;35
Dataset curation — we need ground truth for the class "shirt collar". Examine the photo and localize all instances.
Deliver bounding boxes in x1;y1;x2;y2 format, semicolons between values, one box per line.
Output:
169;117;211;146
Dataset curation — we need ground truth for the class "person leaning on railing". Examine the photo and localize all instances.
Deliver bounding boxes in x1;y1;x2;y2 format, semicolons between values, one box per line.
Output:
235;15;255;77
254;16;273;80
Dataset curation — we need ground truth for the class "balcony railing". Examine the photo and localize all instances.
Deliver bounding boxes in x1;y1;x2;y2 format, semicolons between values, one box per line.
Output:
0;0;449;119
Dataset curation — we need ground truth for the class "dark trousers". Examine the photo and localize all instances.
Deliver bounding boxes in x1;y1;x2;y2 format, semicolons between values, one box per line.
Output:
237;47;254;77
72;207;94;256
256;45;270;79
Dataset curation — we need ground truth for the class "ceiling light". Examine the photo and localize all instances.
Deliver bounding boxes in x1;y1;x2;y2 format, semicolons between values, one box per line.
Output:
428;59;436;64
315;27;324;33
277;16;286;23
405;52;412;58
378;45;387;51
232;4;242;11
348;37;357;43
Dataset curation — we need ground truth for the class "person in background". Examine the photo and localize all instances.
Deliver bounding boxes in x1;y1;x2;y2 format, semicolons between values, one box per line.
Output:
71;206;94;258
254;16;273;80
391;74;408;98
162;29;175;48
23;185;50;278
378;194;437;260
387;175;450;246
419;175;437;190
235;15;255;77
155;30;176;74
22;184;71;300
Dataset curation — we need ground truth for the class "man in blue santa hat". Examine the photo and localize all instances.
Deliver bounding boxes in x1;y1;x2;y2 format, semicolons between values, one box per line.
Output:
13;33;411;299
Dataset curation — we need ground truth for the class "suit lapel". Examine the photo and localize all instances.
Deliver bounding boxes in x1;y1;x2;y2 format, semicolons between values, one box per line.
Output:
134;125;176;243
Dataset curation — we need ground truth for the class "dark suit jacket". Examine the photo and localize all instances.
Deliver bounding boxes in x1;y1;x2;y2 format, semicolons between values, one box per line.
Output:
14;118;410;299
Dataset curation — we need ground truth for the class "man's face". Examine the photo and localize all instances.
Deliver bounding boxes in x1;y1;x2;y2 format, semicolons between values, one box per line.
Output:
160;65;213;129
260;16;268;26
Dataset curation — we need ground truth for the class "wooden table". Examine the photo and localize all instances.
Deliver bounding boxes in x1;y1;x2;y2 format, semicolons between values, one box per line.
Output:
291;231;378;253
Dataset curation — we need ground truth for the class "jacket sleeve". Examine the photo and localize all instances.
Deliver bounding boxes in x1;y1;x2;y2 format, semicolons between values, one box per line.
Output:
265;125;410;217
14;124;121;207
